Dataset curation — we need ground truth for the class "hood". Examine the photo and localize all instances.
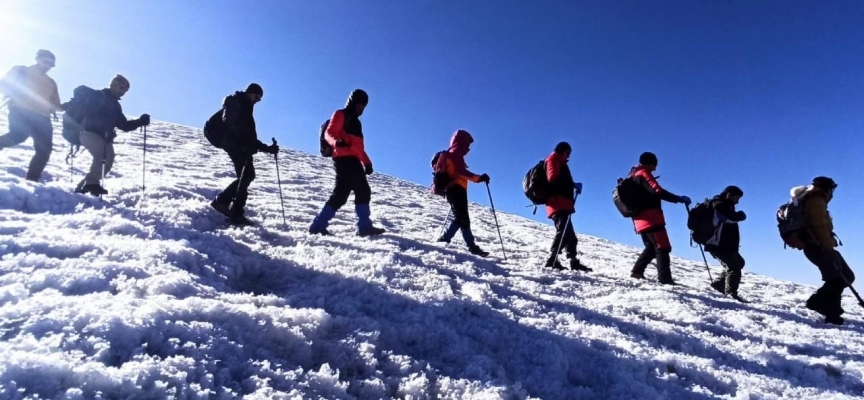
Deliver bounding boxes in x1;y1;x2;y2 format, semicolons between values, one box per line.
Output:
449;130;473;156
345;89;369;116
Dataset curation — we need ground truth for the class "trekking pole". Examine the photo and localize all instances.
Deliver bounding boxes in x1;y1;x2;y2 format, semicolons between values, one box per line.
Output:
686;204;714;282
0;98;9;111
272;138;288;228
100;141;106;202
485;182;508;261
837;265;864;309
141;125;147;194
439;208;453;238
553;193;580;261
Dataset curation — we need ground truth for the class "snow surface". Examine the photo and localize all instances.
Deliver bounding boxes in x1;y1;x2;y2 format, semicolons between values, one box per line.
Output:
0;112;863;400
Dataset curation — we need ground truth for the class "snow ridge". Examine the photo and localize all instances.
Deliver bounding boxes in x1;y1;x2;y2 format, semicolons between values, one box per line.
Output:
0;114;863;399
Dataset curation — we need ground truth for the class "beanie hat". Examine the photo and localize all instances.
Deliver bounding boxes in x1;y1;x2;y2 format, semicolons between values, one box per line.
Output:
639;152;658;166
245;83;264;96
812;176;837;190
721;185;744;197
110;74;130;88
35;49;55;61
347;89;369;106
554;142;572;154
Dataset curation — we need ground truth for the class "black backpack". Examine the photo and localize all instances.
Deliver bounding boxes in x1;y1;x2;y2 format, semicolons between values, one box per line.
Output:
777;198;810;249
612;176;642;218
319;119;333;157
687;199;717;245
523;160;548;210
203;109;226;148
430;150;451;196
61;85;100;148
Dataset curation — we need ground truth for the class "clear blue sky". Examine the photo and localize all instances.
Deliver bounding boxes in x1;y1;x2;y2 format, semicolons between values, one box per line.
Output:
2;0;862;286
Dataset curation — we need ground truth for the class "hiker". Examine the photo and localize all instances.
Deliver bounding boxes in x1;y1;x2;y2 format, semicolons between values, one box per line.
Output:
628;152;691;284
795;177;855;325
433;129;490;257
309;89;385;236
207;83;279;226
703;186;748;301
544;142;590;271
0;50;63;182
70;75;150;196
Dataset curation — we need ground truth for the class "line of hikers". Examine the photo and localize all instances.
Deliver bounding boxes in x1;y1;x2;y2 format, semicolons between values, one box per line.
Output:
0;50;857;326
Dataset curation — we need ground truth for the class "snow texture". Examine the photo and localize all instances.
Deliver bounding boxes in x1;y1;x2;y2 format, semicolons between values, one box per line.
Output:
0;113;862;399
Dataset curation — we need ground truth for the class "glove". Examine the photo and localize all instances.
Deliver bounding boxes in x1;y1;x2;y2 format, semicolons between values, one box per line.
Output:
478;173;490;183
679;196;692;206
574;182;583;195
335;139;350;148
139;114;151;126
266;144;280;155
365;164;374;175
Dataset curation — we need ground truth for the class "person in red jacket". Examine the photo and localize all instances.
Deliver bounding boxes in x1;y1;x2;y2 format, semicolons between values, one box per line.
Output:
628;152;690;284
309;89;385;236
544;142;591;271
435;130;490;257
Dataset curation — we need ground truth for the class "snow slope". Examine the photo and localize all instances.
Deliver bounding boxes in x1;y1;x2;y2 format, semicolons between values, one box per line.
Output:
0;112;863;400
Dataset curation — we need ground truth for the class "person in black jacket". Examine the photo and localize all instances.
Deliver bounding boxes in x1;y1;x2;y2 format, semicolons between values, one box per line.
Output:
74;75;150;196
704;185;748;301
208;83;279;226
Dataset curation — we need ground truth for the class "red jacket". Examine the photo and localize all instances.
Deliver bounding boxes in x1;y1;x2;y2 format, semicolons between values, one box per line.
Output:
325;109;371;166
446;130;480;189
630;165;678;233
544;152;575;218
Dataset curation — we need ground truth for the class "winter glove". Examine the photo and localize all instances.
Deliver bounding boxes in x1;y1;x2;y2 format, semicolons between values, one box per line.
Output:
574;182;583;195
478;173;490;183
265;143;280;155
335;139;350;148
679;196;692;206
365;164;374;175
138;114;151;126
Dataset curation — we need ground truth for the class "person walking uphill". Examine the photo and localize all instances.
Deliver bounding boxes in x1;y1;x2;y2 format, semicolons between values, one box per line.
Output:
796;177;855;325
309;89;385;237
628;152;691;284
704;186;748;302
207;83;279;227
544;142;591;271
435;129;490;257
0;50;63;182
72;75;150;196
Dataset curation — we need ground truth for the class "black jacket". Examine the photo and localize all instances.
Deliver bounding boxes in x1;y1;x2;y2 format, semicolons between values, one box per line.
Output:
705;196;747;253
215;91;267;154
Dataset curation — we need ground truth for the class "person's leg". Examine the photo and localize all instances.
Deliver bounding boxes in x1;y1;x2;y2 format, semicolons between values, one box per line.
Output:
25;113;54;182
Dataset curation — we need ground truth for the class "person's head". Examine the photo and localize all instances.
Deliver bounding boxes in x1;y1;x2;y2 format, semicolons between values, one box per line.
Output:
721;185;744;205
109;75;130;98
245;83;263;104
346;89;369;116
554;141;572;160
812;176;838;200
639;151;658;172
34;49;55;73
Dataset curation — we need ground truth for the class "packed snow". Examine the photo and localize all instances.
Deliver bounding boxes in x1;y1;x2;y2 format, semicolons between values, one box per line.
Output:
0;113;862;399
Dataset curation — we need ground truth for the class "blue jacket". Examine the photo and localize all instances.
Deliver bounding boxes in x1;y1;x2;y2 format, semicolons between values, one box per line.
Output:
80;88;142;141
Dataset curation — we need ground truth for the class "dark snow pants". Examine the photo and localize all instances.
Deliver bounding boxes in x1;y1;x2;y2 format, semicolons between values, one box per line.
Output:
215;150;255;216
326;156;370;209
0;107;54;181
804;248;856;317
632;227;673;283
709;251;745;294
549;212;577;260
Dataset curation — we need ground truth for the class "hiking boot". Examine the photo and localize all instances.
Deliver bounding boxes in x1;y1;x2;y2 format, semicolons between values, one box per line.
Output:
357;226;386;237
569;259;593;272
227;214;255;227
468;245;489;258
729;292;750;303
436;236;451;244
308;226;332;236
544;259;567;271
806;296;826;315
824;315;845;326
210;199;231;217
710;280;726;294
79;184;107;196
630;271;645;280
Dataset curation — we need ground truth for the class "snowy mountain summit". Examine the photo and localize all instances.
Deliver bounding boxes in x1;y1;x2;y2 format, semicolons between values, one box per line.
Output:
1;113;863;399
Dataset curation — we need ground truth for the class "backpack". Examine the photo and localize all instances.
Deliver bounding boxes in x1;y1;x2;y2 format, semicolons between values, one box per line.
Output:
523;160;548;210
777;198;810;249
612;176;642;218
319;119;333;157
61;85;100;148
687;199;717;245
203;109;225;148
430;150;451;196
